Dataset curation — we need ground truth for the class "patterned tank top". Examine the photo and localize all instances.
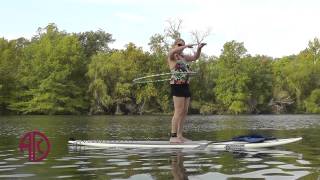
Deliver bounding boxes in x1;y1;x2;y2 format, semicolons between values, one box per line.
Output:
170;59;192;84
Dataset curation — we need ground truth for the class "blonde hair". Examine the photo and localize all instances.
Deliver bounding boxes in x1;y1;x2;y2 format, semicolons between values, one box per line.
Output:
173;38;185;46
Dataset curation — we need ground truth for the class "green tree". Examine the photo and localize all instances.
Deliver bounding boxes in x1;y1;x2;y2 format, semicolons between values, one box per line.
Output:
0;38;24;114
214;41;250;114
88;43;154;114
282;56;316;112
9;24;87;114
87;53;112;114
190;56;219;114
77;30;114;58
242;55;273;113
307;38;320;64
305;89;320;113
270;56;295;113
148;34;169;55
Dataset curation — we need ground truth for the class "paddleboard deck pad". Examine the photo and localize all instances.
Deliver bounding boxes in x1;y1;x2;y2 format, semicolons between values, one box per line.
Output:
68;137;302;150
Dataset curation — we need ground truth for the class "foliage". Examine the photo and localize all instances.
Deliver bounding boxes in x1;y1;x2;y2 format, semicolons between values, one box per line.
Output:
9;24;87;114
214;41;250;114
0;38;24;114
77;29;114;58
305;89;320;113
0;24;319;114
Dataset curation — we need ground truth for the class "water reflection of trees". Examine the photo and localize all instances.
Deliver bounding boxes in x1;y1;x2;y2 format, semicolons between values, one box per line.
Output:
172;149;312;180
67;146;313;180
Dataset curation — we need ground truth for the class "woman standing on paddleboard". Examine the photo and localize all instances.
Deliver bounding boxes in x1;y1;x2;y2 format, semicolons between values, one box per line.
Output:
167;39;206;143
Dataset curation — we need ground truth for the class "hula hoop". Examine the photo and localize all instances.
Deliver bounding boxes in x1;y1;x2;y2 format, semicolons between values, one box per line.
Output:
133;71;197;84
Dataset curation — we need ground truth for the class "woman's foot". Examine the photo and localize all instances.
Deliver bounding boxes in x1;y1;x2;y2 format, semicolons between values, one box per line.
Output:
170;137;184;143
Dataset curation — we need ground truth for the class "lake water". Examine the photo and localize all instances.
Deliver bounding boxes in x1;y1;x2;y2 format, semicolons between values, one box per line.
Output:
0;115;319;179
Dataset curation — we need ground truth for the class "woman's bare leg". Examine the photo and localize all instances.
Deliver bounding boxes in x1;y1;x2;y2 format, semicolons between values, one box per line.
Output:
178;97;190;141
170;96;186;143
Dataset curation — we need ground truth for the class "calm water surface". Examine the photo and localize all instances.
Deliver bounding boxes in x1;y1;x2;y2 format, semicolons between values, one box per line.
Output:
0;115;319;179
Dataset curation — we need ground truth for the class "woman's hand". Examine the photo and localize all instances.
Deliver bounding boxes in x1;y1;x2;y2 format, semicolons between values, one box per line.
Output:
198;43;207;49
185;44;196;48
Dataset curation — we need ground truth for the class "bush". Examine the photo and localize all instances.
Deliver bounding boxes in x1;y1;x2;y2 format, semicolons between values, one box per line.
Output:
200;103;218;115
305;89;320;113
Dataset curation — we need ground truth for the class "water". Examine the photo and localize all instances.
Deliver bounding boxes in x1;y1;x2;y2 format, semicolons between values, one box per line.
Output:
0;115;319;179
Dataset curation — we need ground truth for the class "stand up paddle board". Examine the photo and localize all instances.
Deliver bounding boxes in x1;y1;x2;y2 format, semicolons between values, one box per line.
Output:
68;137;302;150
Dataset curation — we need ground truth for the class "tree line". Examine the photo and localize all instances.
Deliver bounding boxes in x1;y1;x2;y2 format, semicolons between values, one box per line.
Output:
0;23;320;115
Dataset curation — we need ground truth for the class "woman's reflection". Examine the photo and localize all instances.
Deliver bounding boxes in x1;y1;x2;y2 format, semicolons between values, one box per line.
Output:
171;151;188;180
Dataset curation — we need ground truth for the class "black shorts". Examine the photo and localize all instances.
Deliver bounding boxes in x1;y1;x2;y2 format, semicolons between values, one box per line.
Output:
171;84;191;97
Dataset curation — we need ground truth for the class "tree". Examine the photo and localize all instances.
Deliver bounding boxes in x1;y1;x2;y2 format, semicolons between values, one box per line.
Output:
88;43;154;114
165;19;182;40
148;33;169;55
0;38;23;114
87;53;113;114
77;29;114;58
307;38;320;64
242;55;273;113
189;56;218;114
305;89;320;113
9;24;87;114
283;56;315;111
214;41;250;114
190;29;211;45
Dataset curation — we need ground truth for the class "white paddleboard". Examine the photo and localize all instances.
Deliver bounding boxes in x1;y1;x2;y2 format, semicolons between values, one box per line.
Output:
68;137;302;150
207;137;302;150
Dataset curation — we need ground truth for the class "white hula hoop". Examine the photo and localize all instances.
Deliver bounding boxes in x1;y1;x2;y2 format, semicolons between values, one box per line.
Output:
133;71;197;84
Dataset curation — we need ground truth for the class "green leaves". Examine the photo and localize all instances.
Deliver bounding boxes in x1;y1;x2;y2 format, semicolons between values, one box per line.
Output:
87;43;156;114
307;38;320;64
0;23;319;115
214;41;250;114
305;89;320;113
0;38;22;114
9;24;87;114
77;30;114;58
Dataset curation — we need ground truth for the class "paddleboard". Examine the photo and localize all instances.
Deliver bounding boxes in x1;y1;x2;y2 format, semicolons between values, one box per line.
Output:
68;137;302;150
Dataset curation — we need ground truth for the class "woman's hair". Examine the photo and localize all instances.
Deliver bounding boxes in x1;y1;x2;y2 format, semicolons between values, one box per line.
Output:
173;38;185;46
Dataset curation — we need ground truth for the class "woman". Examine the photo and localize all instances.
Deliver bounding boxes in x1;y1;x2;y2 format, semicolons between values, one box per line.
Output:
167;38;206;143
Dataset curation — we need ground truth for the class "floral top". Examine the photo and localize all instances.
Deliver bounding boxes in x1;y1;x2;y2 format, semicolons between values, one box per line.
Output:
170;59;191;84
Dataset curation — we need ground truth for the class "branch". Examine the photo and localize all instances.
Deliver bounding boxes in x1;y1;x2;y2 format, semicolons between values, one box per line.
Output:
190;28;211;44
165;19;182;40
